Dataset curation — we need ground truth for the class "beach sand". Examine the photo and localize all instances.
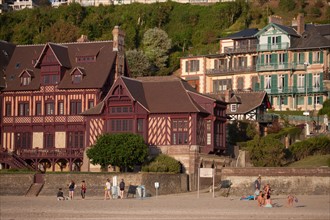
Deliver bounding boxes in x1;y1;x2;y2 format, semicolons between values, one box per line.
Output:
0;193;329;220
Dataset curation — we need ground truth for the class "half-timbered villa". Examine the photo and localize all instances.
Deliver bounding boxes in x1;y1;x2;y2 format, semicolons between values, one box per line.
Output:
0;26;127;171
82;76;227;174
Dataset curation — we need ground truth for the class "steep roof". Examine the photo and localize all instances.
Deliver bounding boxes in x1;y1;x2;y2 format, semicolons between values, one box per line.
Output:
291;24;330;49
0;41;16;89
223;28;259;40
3;41;118;91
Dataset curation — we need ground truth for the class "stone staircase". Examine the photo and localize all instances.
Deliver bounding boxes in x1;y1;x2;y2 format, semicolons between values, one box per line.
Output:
0;151;35;170
25;183;44;197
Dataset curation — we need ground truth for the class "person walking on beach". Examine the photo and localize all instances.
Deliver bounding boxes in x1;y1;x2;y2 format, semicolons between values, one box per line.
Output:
254;175;261;200
81;180;87;200
119;179;125;199
104;179;112;200
68;180;76;200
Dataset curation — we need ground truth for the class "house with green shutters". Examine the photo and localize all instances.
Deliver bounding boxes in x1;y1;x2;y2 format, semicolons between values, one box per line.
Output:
180;14;330;113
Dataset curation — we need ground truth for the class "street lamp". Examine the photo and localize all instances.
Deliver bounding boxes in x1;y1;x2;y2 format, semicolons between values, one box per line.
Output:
303;62;310;135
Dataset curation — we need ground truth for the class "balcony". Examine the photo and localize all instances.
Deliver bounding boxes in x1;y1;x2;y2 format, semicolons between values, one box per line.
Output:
257;113;278;123
256;62;307;72
224;44;257;54
256;86;324;95
16;148;84;159
257;42;289;51
206;66;256;75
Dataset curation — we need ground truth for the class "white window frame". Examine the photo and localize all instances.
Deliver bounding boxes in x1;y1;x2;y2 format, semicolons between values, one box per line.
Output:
265;75;271;89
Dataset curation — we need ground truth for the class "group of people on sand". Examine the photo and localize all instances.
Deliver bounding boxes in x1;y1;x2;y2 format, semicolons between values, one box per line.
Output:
254;175;297;208
57;179;125;201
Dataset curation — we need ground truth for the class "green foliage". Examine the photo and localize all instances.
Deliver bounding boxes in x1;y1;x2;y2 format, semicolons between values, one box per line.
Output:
288;154;330;167
318;99;330;117
246;134;286;167
86;133;148;171
227;121;257;145
126;49;151;77
289;136;330;161
141;154;181;173
279;0;296;12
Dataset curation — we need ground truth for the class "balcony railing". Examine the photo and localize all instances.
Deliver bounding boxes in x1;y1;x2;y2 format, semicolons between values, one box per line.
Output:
256;62;307;72
16;148;84;159
257;113;279;123
224;44;258;54
206;66;256;75
256;86;324;95
257;42;289;51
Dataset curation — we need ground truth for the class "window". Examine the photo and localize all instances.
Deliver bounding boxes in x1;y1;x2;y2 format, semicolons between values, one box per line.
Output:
109;106;132;114
44;133;54;148
18;102;29;116
314;51;321;63
15;132;31;149
278;74;285;89
35;102;42;116
88;100;94;109
265;54;272;65
42;74;59;85
72;75;82;84
45;102;55;115
231;104;237;112
5;102;11;116
298;74;305;88
185;60;200;72
314;96;322;105
109;119;133;132
21;76;31;86
238;57;247;68
137;119;144;133
237;77;244;90
58;101;64;115
265;75;271;89
76;56;95;63
67;131;84;148
172;119;188;145
313;73;320;88
298;52;304;64
213;79;232;92
70;101;82;115
278;53;285;64
41;65;60;85
271;36;281;45
206;120;212;145
214;59;226;70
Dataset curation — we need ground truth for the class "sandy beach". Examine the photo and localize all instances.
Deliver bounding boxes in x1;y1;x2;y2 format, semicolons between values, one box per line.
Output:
0;192;329;220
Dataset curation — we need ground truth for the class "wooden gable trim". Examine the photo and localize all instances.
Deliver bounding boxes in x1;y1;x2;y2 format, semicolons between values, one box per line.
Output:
18;69;34;78
34;43;66;68
70;67;86;76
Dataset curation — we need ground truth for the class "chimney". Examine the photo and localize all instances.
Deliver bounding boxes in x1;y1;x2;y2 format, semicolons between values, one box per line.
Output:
297;13;305;35
268;15;283;25
77;35;89;42
112;26;125;52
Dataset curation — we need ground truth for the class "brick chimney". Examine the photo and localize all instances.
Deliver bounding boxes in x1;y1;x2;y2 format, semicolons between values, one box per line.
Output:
77;35;89;42
297;13;305;35
112;26;125;52
268;15;283;25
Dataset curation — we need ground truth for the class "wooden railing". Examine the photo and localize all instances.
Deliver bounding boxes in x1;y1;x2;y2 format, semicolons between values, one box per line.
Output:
16;148;84;159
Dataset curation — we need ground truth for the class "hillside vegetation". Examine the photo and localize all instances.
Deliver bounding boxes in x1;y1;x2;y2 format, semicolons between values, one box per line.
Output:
0;0;329;75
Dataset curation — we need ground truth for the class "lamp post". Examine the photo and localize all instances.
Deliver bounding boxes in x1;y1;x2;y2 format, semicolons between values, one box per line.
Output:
303;62;310;136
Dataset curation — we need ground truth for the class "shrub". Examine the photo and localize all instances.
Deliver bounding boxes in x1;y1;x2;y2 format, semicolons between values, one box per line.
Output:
142;154;181;173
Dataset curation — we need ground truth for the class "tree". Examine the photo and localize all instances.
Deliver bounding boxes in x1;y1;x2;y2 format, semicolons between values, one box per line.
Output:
318;99;330;117
126;49;151;77
86;133;148;171
246;134;286;167
142;27;172;74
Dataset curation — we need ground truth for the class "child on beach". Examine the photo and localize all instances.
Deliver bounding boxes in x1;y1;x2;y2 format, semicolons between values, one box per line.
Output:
57;188;66;201
287;194;298;207
257;193;265;207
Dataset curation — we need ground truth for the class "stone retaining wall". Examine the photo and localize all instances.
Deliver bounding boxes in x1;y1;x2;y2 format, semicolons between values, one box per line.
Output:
218;167;330;195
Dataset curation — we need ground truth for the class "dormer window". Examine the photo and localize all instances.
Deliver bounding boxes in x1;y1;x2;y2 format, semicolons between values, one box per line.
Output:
19;69;34;86
76;56;96;63
70;67;85;84
231;104;237;112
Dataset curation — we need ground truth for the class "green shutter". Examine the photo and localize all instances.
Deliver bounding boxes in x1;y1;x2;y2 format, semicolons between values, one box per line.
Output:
284;97;288;105
320;51;324;63
284;74;288;90
284;53;288;62
320;72;324;91
261;54;264;64
260;75;264;89
320;96;323;104
309;52;313;64
308;73;313;88
271;75;277;93
293;74;297;92
272;54;277;64
294;53;297;63
308;96;312;105
277;36;281;43
277;96;280;105
268;37;271;44
301;53;305;64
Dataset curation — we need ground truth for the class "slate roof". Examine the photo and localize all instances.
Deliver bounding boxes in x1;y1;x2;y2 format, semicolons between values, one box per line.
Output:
209;91;269;115
3;41;118;91
0;41;16;89
256;23;300;38
291;24;330;49
223;28;259;40
84;76;224;115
